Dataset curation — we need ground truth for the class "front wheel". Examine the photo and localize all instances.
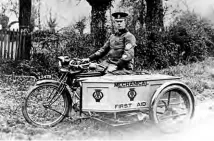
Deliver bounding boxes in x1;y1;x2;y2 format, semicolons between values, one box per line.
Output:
22;83;69;128
150;85;194;133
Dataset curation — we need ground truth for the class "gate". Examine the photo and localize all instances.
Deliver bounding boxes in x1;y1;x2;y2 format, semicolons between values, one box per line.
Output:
0;29;26;60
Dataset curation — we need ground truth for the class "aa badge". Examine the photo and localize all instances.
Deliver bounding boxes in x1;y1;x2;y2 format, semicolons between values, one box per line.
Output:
127;88;137;101
93;89;104;102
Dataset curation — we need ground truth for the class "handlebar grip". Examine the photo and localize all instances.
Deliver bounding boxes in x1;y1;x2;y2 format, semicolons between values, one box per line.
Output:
97;64;106;69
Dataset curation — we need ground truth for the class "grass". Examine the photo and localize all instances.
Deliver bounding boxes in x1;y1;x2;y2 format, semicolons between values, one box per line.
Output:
1;57;214;140
155;57;214;96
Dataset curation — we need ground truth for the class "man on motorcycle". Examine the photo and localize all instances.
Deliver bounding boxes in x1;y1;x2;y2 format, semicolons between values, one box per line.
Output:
83;11;137;75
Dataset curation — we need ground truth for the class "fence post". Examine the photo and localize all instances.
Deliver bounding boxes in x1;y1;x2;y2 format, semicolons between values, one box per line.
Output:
0;30;2;59
7;30;10;59
11;29;15;60
22;30;26;59
19;30;23;60
16;29;20;60
3;30;7;59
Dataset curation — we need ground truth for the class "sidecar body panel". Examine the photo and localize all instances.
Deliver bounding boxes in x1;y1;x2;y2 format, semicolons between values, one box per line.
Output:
81;74;180;112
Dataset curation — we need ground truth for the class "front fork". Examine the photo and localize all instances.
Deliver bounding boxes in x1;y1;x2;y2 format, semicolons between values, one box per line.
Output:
42;72;84;119
45;72;68;106
60;76;83;118
46;83;66;106
67;83;83;117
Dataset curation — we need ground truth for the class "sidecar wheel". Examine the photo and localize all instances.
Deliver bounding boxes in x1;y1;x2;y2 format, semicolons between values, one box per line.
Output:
150;85;194;133
22;83;69;128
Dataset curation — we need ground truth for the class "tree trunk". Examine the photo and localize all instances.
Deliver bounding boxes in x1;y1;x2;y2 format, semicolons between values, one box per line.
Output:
87;0;112;48
145;0;164;32
139;0;146;27
91;5;107;47
19;0;32;60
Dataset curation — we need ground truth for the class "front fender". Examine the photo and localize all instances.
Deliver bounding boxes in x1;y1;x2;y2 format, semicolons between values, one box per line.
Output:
150;80;195;116
36;79;61;85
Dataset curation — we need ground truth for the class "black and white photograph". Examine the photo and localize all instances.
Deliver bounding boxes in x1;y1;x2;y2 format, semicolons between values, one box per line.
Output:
0;0;214;140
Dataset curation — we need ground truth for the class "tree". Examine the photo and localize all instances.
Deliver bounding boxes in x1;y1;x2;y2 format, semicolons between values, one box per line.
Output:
145;0;164;32
119;0;146;33
0;0;19;17
19;0;32;60
46;9;58;32
120;0;164;32
8;0;19;17
0;14;9;30
86;0;112;47
74;16;87;36
0;0;39;31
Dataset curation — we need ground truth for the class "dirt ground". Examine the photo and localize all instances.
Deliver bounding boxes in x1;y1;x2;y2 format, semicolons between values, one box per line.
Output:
103;99;214;141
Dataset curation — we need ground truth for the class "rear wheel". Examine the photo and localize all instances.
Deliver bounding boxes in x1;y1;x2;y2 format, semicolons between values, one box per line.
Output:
22;83;69;128
150;85;194;133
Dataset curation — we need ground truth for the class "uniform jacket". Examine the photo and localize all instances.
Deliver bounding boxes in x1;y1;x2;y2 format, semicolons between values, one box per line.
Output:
89;29;136;70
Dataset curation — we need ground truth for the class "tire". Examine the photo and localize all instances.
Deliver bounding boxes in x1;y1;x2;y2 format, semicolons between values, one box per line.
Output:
150;85;194;133
22;83;69;128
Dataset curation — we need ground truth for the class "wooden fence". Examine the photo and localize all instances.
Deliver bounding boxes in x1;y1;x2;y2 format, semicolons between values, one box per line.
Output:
0;29;26;60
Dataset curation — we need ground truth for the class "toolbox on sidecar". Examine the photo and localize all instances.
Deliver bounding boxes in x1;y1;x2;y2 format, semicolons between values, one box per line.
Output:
81;74;180;112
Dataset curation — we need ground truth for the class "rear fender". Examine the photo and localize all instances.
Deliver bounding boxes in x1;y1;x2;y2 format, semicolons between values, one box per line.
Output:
150;81;195;117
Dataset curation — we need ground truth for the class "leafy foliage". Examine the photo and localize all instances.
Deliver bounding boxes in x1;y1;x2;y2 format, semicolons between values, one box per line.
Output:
116;0;214;70
4;29;95;76
134;10;214;70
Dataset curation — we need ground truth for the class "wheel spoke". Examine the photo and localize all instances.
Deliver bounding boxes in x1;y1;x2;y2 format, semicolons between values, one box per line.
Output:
167;91;171;106
47;85;65;106
48;107;67;117
159;112;188;121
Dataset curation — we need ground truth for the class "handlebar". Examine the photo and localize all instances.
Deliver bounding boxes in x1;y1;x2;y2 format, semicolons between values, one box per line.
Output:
58;56;108;73
69;61;106;71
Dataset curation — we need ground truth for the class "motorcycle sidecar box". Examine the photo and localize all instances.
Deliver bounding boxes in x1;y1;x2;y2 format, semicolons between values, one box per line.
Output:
80;74;181;112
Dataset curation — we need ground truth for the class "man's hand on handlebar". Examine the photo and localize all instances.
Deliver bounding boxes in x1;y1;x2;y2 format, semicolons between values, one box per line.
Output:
67;58;108;73
107;65;117;72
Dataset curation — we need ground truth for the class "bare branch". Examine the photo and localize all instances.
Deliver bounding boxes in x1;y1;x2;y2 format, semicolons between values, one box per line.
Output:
181;0;190;12
76;0;82;5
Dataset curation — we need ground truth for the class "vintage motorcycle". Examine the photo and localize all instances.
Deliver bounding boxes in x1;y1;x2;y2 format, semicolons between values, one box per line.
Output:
22;56;195;133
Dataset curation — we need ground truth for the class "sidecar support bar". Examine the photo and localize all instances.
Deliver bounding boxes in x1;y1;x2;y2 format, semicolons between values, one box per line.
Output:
91;116;148;127
80;83;83;116
90;112;148;127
